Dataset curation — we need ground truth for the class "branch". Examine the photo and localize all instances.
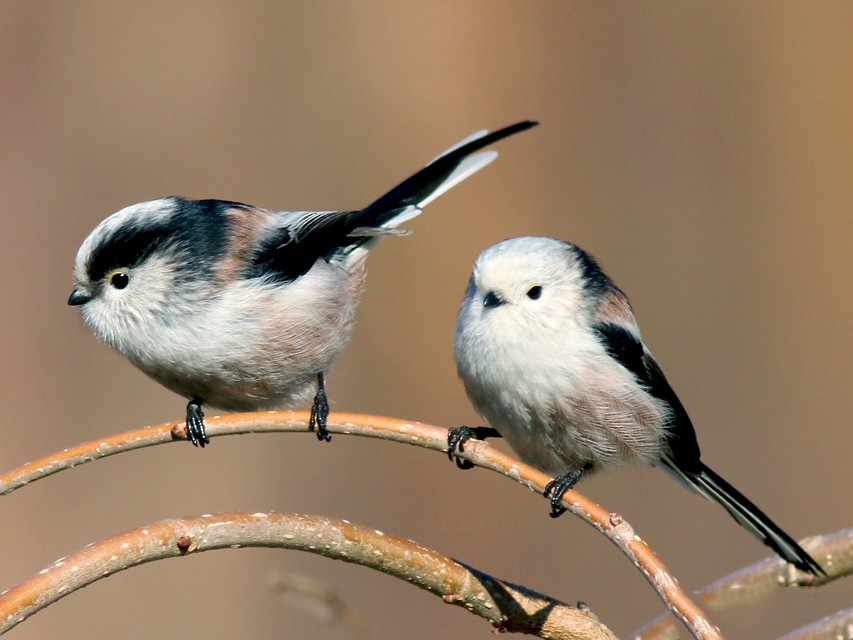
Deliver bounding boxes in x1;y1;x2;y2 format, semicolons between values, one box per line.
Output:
1;411;721;638
775;608;853;640
631;528;853;640
0;512;617;639
267;570;370;640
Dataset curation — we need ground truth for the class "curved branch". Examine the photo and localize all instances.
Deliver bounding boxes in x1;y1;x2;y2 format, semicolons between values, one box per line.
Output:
0;512;617;640
1;411;720;639
776;608;853;640
631;528;853;640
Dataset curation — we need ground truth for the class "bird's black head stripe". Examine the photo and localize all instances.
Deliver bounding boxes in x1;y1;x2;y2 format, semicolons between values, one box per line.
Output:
568;245;615;298
87;221;174;282
85;198;236;282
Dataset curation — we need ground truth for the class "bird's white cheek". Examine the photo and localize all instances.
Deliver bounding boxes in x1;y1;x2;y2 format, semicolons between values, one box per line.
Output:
456;307;519;383
80;299;120;345
457;303;586;401
79;285;169;354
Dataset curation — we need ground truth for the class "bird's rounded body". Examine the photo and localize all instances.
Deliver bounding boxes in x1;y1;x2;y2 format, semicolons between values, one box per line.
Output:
455;237;670;475
74;200;365;411
454;235;822;575
69;121;539;445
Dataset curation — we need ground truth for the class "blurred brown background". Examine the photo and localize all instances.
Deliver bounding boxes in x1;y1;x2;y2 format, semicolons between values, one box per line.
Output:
0;2;850;638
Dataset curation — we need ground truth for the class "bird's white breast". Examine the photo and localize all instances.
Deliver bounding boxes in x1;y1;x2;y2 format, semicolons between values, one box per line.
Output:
456;301;669;476
93;258;359;411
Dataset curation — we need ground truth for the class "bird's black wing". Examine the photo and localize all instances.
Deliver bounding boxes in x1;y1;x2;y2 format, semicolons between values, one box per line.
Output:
247;121;538;284
246;209;408;284
592;322;703;469
593;322;824;575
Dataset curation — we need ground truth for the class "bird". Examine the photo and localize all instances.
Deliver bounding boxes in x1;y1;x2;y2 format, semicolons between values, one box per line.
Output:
450;235;823;575
68;120;538;448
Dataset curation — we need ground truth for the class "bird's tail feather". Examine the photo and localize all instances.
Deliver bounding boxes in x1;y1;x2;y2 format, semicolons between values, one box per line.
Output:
662;459;823;575
341;121;537;261
362;120;537;221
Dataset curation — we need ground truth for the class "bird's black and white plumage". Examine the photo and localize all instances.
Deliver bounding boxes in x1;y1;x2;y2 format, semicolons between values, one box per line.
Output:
69;121;538;447
453;235;823;576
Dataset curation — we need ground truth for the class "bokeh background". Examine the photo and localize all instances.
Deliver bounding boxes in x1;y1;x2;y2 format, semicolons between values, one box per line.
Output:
1;2;850;638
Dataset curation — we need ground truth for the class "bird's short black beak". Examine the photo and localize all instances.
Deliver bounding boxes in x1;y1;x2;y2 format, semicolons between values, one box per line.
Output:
483;291;505;308
68;289;91;306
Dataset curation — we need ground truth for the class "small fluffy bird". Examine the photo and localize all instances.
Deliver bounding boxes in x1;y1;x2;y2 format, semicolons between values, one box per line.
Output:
452;236;822;575
69;121;537;447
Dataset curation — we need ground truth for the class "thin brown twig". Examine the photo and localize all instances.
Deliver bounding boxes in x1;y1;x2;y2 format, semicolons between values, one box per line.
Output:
775;607;853;640
631;528;852;640
1;411;721;639
267;570;370;640
0;512;617;639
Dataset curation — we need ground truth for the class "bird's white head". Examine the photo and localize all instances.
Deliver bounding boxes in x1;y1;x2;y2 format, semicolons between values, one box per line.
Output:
69;197;229;356
461;236;606;331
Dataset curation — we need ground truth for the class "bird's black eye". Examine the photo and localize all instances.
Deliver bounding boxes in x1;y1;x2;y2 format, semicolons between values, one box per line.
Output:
527;285;543;300
109;271;129;290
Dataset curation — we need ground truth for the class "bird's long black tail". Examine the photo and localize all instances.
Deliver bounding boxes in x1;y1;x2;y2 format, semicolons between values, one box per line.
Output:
340;121;538;262
663;460;824;575
258;121;537;280
327;120;536;265
359;120;538;224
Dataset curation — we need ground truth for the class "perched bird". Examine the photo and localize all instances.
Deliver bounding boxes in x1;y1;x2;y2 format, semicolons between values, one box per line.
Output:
451;235;823;575
69;121;537;447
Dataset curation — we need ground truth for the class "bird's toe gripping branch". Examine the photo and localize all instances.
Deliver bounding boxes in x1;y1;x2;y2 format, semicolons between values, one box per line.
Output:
447;426;501;469
543;468;587;518
185;398;209;448
309;375;331;442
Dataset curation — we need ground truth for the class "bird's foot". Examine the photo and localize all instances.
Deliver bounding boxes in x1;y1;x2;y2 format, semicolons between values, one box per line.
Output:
447;426;501;469
543;468;586;518
309;387;331;442
185;399;209;448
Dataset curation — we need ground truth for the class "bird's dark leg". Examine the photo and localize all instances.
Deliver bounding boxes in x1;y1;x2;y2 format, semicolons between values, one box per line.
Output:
543;464;592;518
309;372;331;442
447;426;502;469
185;397;209;448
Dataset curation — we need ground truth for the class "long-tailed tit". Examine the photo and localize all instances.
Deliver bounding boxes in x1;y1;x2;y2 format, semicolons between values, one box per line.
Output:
69;121;537;447
451;236;823;575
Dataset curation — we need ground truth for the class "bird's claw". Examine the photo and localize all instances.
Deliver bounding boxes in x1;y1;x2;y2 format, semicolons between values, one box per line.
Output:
185;400;209;448
447;426;501;470
309;387;331;442
543;468;585;518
